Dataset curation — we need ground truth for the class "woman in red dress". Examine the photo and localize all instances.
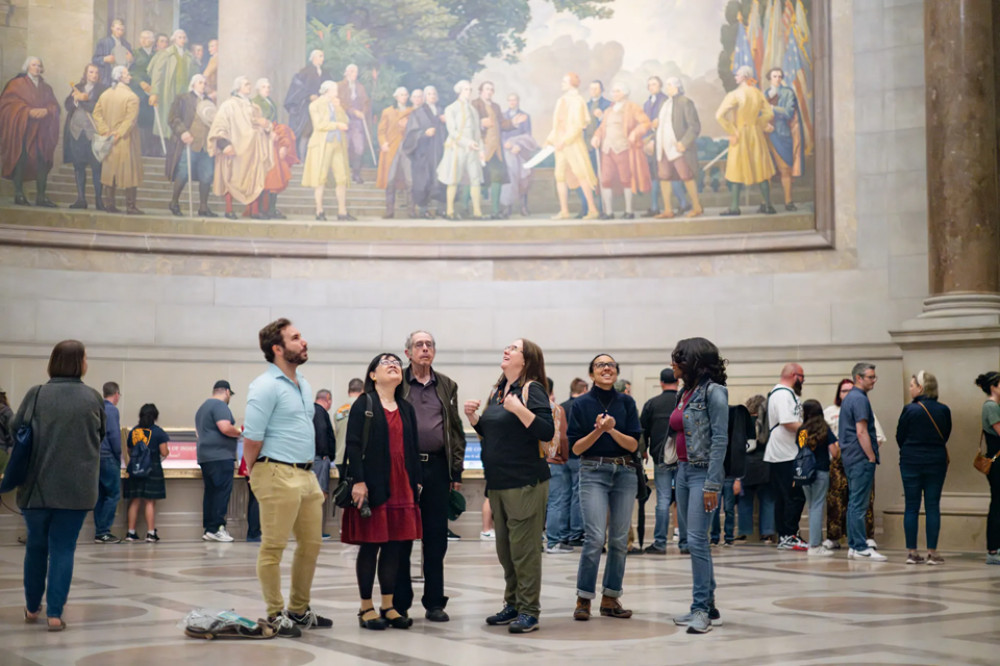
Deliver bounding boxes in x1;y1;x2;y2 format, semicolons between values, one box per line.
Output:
342;352;422;629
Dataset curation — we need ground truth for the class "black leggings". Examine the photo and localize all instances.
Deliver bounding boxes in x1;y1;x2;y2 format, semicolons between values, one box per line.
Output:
988;464;1000;552
356;542;404;601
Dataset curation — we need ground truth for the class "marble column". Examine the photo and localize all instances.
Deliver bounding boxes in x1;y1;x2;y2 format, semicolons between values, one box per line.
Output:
922;0;1000;316
217;0;306;123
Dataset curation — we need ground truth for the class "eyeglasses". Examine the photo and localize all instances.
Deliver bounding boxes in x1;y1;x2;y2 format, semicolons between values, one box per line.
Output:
411;341;435;349
378;358;401;368
503;345;522;354
593;362;617;370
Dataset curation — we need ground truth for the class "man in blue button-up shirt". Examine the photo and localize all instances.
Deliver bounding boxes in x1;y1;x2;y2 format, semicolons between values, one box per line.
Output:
94;381;122;543
242;318;331;635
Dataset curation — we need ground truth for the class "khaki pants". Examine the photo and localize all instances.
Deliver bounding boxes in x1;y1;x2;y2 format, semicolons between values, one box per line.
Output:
490;480;549;618
250;461;325;616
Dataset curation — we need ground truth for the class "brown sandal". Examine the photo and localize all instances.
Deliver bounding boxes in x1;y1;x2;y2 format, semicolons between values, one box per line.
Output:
599;597;633;619
24;608;39;624
47;618;66;632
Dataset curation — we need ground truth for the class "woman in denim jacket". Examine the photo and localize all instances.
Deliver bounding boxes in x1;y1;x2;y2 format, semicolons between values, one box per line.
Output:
668;337;729;634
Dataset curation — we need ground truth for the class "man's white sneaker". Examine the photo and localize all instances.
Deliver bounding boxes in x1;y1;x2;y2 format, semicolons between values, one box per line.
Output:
822;538;839;550
480;530;496;541
848;547;886;561
866;538;878;550
808;546;834;557
204;526;234;543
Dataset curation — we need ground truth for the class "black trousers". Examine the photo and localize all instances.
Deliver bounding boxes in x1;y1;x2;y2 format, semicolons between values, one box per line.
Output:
769;460;805;539
988;462;1000;552
394;452;450;612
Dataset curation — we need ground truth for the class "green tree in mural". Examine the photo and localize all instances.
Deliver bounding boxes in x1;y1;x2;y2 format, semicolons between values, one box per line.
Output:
308;0;614;110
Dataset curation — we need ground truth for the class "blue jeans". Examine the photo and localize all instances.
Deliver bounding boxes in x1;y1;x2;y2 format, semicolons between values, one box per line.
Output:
93;455;121;537
900;462;947;550
200;459;235;532
844;461;876;551
567;457;584;541
652;463;677;548
676;463;717;613
710;478;737;542
801;470;831;547
546;462;572;546
23;509;87;618
738;483;776;538
576;459;637;598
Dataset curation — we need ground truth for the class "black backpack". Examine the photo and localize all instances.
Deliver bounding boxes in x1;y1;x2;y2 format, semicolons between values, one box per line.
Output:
755;386;796;447
725;405;752;479
792;428;818;486
127;428;154;478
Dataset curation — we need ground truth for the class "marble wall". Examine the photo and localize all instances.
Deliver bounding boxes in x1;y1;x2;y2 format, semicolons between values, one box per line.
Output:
0;1;932;530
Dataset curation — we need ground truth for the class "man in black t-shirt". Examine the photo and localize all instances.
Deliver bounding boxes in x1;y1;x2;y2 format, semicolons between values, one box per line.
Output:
640;368;679;554
194;380;241;542
312;388;335;539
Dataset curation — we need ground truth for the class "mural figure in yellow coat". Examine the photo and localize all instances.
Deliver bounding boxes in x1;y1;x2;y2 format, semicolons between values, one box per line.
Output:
715;65;776;215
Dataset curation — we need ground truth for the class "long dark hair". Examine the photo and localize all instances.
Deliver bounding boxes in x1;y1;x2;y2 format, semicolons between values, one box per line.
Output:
137;403;159;428
800;398;829;450
364;352;404;402
671;337;727;392
78;63;98;86
833;378;853;407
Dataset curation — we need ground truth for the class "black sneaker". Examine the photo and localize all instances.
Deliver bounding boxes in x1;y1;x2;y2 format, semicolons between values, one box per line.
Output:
267;611;303;637
94;534;121;544
485;604;518;626
567;538;584;547
447;528;461;541
124;531;141;542
643;544;667;555
508;613;539;634
287;606;333;629
145;531;160;543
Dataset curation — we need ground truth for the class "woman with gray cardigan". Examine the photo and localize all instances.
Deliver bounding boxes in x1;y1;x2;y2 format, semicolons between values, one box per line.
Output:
12;340;104;631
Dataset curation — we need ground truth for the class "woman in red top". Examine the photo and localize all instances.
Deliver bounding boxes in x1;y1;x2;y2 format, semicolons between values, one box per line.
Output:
343;353;422;629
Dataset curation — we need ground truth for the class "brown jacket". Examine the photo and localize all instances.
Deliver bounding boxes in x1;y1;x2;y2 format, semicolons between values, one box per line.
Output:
401;366;466;481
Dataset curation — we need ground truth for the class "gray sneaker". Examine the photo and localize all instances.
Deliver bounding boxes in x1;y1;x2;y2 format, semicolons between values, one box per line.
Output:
544;542;574;554
686;610;712;634
672;608;722;627
987;552;1000;565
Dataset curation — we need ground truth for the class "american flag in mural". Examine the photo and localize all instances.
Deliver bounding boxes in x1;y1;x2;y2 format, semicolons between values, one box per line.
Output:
732;15;757;80
782;0;814;155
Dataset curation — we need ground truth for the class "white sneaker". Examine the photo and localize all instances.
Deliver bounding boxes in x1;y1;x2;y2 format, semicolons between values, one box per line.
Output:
480;529;496;541
866;538;878;550
822;539;836;550
808;546;834;557
848;547;887;561
205;525;234;543
672;528;680;543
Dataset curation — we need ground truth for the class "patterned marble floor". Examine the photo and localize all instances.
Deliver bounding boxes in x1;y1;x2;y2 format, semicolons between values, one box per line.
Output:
1;538;997;665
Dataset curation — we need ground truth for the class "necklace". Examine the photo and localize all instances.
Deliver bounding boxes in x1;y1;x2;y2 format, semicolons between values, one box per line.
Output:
596;389;616;414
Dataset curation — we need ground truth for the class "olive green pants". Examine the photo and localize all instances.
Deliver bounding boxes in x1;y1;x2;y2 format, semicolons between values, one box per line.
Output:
490;480;549;618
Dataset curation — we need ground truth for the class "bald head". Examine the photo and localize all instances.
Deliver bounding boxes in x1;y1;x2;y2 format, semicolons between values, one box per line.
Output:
780;363;805;395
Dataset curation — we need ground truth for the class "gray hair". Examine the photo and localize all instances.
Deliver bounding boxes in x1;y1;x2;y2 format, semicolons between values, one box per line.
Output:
231;75;249;95
315;388;332;401
170;29;187;43
344;63;358;75
188;73;206;91
851;362;876;381
111;65;128;83
405;330;436;351
735;65;754;81
255;77;270;94
453;79;470;95
21;56;40;73
611;80;630;96
665;76;684;95
393;86;408;98
318;80;337;96
309;49;324;63
423;85;437;96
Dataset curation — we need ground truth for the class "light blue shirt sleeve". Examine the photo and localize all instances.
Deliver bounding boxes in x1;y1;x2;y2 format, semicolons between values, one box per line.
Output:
243;373;276;442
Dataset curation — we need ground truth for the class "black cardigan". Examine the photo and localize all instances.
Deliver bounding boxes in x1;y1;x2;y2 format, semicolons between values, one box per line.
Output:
344;392;422;508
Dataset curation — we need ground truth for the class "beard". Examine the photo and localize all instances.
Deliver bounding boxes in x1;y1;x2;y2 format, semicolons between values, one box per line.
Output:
792;379;803;396
284;348;308;365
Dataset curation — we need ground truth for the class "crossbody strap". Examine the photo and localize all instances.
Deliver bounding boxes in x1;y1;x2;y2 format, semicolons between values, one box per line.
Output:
916;401;944;441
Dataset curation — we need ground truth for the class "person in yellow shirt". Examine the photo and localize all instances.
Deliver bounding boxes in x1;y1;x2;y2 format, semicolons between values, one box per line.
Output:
546;72;598;220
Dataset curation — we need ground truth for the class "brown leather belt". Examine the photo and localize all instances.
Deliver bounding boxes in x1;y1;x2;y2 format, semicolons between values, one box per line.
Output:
582;455;636;468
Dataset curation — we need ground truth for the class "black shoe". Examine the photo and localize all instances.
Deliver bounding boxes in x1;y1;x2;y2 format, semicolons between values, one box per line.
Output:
146;531;160;543
169;203;182;216
643;544;667;555
267;611;303;637
379;607;412;629
94;533;121;544
757;204;777;214
622;212;635;219
567;538;584;547
198;208;218;218
508;613;539;634
447;528;461;541
125;531;141;542
35;197;57;208
357;609;387;630
14;194;30;206
485;604;518;626
287;606;333;629
224;212;238;220
710;539;719;546
785;202;798;211
679;547;690;555
315;212;327;221
69;199;87;210
719;208;741;216
627;546;642;555
425;608;450;622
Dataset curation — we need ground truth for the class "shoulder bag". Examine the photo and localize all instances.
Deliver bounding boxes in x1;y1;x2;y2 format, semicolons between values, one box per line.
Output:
333;393;373;508
974;431;999;476
0;386;42;494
